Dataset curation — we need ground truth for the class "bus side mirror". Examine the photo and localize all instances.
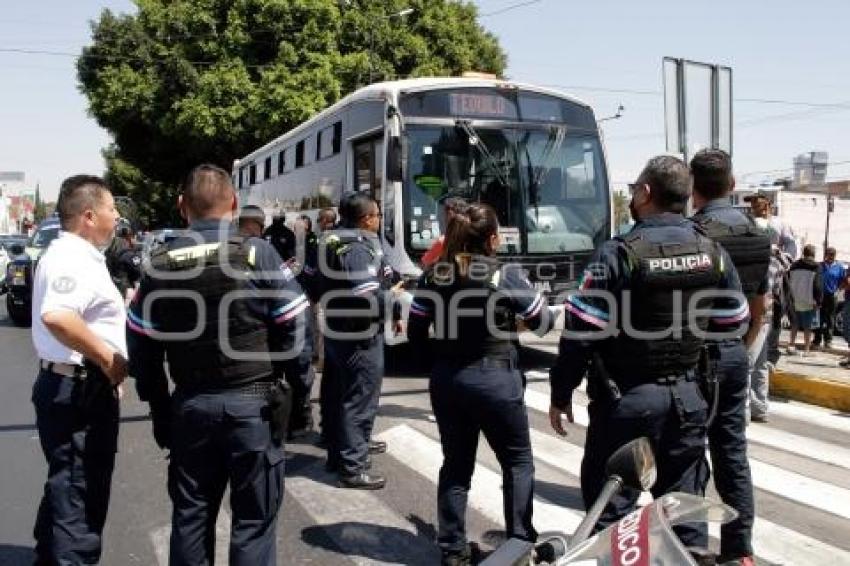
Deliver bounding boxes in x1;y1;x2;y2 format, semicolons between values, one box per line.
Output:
387;135;406;183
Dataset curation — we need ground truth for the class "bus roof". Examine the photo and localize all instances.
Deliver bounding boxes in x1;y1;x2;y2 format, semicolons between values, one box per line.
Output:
234;77;594;165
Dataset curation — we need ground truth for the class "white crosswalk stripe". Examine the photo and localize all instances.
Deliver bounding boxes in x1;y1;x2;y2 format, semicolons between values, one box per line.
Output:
287;461;439;565
525;369;850;470
147;373;850;565
524;385;850;523
150;508;230;566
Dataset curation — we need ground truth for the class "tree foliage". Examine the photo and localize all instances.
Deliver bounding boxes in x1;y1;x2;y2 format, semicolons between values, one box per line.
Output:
78;0;507;226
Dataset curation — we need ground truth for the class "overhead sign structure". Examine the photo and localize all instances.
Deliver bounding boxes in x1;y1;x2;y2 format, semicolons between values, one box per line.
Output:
663;58;733;159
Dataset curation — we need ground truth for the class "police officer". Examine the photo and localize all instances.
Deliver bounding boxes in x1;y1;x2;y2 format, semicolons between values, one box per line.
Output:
128;165;308;566
690;149;771;566
549;156;748;553
264;212;297;263
31;175;128;564
407;203;553;565
319;192;399;489
240;205;316;438
107;222;143;304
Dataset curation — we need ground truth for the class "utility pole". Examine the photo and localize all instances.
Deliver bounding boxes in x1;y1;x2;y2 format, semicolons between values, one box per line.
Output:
824;193;835;252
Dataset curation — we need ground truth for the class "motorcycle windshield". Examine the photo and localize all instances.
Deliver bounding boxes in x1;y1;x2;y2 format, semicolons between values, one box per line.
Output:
557;493;737;565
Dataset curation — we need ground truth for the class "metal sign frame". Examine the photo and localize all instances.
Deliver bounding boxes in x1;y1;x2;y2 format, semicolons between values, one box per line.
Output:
663;57;733;159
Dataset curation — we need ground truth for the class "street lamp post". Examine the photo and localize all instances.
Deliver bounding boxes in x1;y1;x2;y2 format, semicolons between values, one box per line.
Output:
368;7;414;84
824;193;835;252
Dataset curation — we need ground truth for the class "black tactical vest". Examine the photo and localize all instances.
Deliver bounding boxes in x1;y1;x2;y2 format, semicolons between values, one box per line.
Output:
603;226;723;380
426;255;516;364
693;215;770;299
147;236;271;391
321;229;384;336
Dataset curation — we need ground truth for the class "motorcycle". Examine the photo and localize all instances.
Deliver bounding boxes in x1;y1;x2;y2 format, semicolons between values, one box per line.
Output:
482;438;737;566
1;241;32;327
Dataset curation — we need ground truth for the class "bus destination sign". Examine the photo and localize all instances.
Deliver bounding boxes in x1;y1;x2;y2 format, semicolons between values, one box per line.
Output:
449;93;509;117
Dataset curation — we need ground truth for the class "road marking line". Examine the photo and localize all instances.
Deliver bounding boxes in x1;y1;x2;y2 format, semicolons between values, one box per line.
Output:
377;424;585;535
150;508;230;566
286;460;439;565
520;390;850;564
524;382;850;470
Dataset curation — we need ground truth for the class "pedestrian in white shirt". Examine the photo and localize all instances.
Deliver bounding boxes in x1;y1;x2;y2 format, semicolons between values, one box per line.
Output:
31;175;128;565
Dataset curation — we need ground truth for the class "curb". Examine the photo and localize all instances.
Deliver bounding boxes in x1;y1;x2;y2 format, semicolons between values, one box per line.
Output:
770;369;850;412
778;340;847;358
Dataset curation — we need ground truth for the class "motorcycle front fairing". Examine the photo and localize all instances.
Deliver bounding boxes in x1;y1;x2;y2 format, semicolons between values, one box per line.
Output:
549;493;737;565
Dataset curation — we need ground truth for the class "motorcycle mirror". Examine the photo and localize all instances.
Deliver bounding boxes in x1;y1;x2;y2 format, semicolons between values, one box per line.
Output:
9;243;24;256
604;437;656;491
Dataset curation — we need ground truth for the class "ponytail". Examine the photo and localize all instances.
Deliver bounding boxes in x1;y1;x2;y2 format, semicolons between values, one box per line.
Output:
438;203;499;278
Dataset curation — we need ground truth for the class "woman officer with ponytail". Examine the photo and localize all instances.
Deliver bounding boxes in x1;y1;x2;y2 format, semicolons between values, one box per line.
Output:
407;203;554;565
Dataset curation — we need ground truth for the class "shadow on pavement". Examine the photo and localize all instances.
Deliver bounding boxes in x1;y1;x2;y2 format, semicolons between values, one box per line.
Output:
0;544;36;565
534;479;585;512
378;403;434;422
301;521;439;565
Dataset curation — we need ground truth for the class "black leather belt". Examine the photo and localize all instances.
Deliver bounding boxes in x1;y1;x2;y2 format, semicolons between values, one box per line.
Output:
456;356;515;371
40;360;87;378
233;380;276;397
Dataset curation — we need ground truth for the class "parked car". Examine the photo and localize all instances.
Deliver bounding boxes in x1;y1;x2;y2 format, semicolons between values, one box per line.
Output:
1;219;60;326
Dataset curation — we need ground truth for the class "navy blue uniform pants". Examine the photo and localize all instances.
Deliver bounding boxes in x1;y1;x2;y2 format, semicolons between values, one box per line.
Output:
32;369;119;565
430;359;536;552
701;341;754;559
168;388;285;566
323;334;384;475
581;378;707;548
285;306;315;432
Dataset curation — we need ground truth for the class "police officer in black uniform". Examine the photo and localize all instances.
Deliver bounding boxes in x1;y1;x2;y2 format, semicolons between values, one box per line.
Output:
319;192;400;489
240;206;316;438
690;149;770;565
128;165;308;566
107;222;142;303
264;213;297;263
549;156;748;552
407;203;554;566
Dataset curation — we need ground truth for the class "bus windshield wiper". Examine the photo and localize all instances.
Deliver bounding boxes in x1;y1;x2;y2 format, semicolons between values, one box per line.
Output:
521;126;565;223
455;119;511;189
532;126;566;192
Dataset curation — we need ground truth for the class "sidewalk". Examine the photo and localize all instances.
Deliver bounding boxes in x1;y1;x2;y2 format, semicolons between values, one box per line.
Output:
772;333;850;411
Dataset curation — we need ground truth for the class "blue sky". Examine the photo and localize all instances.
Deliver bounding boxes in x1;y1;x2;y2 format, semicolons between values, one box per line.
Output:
1;0;848;200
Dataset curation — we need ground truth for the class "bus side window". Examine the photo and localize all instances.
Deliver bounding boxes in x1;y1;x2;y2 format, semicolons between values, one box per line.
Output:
353;137;383;198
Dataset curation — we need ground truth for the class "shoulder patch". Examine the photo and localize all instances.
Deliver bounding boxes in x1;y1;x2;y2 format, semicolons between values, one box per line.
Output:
280;263;295;281
51;276;76;294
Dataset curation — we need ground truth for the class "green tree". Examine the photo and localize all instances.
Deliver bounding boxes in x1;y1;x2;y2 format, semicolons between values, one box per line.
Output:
613;190;630;233
78;0;506;226
34;184;49;223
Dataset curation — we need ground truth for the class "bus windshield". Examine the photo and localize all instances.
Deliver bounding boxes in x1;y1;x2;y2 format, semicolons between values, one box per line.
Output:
405;124;609;255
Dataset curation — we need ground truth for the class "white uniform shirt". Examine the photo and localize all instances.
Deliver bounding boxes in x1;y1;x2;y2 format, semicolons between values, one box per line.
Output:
32;231;128;365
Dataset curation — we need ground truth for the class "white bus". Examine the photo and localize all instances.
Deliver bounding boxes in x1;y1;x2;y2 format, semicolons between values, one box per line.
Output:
233;77;612;294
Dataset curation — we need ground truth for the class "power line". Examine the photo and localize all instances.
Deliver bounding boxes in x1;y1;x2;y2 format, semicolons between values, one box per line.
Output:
479;0;546;17
539;82;850;109
737;159;850;177
4;44;850;118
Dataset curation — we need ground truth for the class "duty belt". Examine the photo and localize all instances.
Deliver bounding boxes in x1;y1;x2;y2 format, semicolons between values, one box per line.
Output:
232;380;277;398
40;360;87;379
440;356;515;371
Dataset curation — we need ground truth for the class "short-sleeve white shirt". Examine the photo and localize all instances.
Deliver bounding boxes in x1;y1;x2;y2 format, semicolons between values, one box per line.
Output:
32;231;128;365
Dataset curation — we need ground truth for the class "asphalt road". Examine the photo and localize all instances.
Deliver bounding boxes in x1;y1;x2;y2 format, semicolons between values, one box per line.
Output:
1;303;849;565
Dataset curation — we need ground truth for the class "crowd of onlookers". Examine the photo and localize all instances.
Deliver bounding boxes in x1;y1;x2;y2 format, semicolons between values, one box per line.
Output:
736;192;849;422
772;243;848;360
